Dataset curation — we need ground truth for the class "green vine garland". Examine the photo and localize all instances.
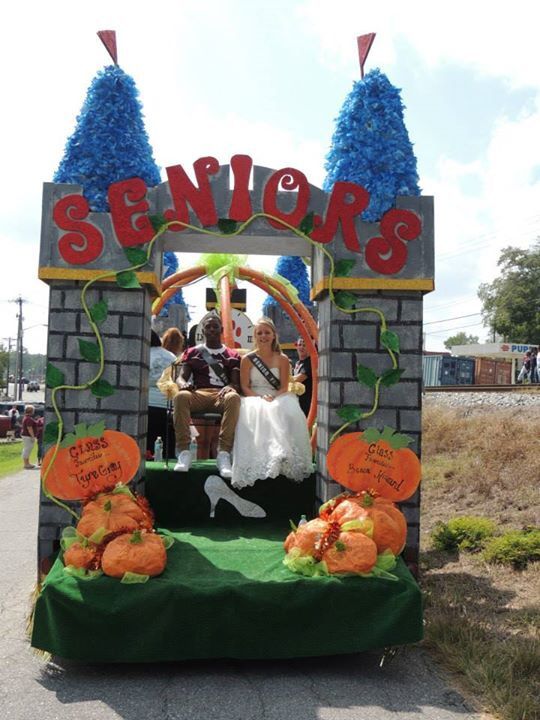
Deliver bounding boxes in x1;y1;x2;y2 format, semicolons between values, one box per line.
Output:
42;211;402;516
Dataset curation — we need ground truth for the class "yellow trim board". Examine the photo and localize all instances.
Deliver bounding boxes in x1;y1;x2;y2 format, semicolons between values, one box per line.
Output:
39;267;161;295
311;276;434;300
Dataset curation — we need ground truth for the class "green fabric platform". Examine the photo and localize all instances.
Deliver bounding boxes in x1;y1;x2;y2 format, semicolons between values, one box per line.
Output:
31;462;423;661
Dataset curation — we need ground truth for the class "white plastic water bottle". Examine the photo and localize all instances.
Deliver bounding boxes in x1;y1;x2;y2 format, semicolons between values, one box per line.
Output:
189;437;198;459
298;514;308;527
154;436;163;462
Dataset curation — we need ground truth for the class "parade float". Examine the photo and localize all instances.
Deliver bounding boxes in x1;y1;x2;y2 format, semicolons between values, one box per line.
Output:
30;32;434;662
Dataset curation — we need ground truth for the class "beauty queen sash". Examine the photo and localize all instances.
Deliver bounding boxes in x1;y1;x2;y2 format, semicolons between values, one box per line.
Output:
248;353;281;390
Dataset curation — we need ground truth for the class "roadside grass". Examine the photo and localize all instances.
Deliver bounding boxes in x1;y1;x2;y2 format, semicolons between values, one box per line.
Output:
421;403;540;720
0;441;38;478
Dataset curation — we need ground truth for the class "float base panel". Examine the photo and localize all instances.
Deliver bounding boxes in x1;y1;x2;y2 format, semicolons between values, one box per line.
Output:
31;523;423;663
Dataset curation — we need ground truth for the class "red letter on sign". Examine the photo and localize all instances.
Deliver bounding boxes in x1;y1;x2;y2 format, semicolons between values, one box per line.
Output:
311;181;370;251
165;156;219;231
229;154;253;221
108;178;155;248
53;195;104;265
263;168;310;230
365;209;422;274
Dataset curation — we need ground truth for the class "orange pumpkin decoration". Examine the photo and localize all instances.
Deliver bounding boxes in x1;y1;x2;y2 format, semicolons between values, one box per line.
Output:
101;530;167;578
284;518;379;575
63;541;98;570
327;494;407;556
322;530;378;574
326;427;421;501
77;493;153;540
284;518;327;555
41;421;140;501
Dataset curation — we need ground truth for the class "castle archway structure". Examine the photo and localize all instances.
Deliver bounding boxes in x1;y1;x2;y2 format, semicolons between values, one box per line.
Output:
38;155;434;572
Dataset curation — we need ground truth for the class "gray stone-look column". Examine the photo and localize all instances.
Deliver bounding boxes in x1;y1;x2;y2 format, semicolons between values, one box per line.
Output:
37;281;152;573
316;290;424;573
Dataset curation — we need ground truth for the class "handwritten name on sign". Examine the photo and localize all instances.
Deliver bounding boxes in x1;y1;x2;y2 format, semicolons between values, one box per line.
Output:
41;425;141;501
326;427;421;502
52;154;422;274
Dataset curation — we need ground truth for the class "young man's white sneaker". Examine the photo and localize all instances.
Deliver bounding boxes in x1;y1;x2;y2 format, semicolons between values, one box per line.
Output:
216;451;232;479
174;450;193;472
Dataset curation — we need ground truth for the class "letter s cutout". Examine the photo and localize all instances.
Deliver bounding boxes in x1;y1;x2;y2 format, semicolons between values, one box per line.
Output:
53;194;104;265
365;209;421;275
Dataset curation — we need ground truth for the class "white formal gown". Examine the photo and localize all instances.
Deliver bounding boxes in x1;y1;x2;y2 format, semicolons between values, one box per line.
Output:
231;365;313;489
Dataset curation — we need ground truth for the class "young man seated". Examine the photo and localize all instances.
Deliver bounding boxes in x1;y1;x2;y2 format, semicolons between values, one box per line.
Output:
173;315;241;477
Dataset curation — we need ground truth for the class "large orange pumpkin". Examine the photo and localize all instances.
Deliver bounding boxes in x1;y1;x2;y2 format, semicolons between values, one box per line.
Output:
41;422;140;501
326;427;421;501
101;530;167;578
327;494;407;556
284;518;379;575
77;493;153;540
322;530;378;574
284;518;327;555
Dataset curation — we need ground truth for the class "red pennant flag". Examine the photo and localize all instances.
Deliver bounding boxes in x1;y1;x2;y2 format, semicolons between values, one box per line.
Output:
357;33;376;78
97;30;118;65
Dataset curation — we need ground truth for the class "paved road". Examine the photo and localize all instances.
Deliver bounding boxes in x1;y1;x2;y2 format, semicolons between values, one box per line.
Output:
0;469;485;720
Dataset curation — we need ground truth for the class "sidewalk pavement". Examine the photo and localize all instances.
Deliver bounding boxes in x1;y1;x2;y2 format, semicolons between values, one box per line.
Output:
0;468;487;720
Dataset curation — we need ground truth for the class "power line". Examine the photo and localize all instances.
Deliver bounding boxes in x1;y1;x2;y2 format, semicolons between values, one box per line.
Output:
425;320;486;336
424;312;482;326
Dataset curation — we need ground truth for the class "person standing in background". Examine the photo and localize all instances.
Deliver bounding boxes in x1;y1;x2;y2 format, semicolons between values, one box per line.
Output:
21;405;38;469
147;330;176;456
292;336;313;417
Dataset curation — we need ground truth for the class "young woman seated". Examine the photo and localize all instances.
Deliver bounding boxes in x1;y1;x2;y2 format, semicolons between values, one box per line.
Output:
231;317;313;489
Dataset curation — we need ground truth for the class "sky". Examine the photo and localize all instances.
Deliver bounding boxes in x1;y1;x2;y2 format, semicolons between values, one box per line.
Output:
2;0;540;355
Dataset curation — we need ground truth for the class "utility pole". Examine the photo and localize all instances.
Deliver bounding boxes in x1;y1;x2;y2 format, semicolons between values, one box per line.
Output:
11;297;25;401
2;337;13;397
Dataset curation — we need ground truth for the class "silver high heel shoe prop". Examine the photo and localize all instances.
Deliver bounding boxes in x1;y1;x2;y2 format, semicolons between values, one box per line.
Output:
204;475;266;518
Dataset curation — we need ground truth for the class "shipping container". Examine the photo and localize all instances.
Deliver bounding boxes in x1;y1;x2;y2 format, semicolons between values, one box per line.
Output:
456;357;475;384
475;357;497;385
423;355;442;386
495;360;512;385
437;356;475;385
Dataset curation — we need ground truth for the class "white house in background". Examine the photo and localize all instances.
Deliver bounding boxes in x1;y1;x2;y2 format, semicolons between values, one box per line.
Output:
451;342;536;383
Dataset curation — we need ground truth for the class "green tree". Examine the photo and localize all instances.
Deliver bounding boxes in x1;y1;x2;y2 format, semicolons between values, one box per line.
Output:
444;332;479;350
478;240;540;343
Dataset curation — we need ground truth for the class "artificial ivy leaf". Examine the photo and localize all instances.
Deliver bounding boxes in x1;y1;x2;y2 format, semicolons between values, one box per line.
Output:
380;368;405;387
46;362;65;389
43;421;60;445
124;247;148;266
217;218;238;235
334;291;357;309
90;378;116;398
89;299;108;326
78;338;101;363
334;259;356;277
116;270;141;289
298;211;315;236
356;364;378;388
381;330;400;354
149;213;167;232
336;405;365;422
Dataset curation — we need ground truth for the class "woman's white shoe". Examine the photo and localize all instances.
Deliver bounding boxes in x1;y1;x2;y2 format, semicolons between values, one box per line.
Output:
203;475;266;518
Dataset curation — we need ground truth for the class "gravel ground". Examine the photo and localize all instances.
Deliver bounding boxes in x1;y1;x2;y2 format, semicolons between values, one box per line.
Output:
423;390;539;410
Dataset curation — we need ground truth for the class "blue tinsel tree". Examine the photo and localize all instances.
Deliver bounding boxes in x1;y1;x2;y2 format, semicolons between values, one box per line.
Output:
262;256;312;315
323;68;420;221
54;64;186;316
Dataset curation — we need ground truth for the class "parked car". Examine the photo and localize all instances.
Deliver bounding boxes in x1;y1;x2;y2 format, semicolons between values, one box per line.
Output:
27;381;40;392
0;402;45;418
